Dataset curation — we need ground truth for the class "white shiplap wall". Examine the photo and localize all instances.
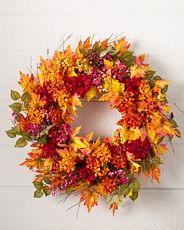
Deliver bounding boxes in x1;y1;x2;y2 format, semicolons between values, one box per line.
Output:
0;1;184;229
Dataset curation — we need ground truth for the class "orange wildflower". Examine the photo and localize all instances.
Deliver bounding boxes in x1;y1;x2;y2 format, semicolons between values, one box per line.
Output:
86;143;111;177
28;108;44;125
101;176;116;195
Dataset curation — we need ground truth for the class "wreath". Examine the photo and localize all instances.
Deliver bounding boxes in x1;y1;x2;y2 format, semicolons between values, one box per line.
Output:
6;36;181;215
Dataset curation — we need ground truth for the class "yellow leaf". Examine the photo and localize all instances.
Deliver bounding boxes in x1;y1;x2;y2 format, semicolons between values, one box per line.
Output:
85;132;94;142
19;72;35;92
113;38;130;53
129;127;141;141
128;189;133;197
156;143;169;154
130;64;149;78
38;74;44;86
104;59;113;70
73;137;87;149
87;86;97;101
163;121;179;137
91;136;101;151
155;80;170;88
111;79;125;95
72;126;81;137
67;67;77;77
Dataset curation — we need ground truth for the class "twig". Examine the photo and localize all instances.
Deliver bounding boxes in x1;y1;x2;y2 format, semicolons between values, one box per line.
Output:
67;201;82;211
167;137;176;156
30;56;32;73
76;203;81;218
167;95;184;114
58;34;73;51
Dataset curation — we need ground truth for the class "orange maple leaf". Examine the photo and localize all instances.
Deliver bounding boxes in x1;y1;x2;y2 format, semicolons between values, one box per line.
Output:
19;72;35;92
113;37;130;53
109;202;118;216
80;191;98;212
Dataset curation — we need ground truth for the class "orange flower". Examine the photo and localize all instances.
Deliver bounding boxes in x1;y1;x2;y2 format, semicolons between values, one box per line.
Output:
86;143;111;177
57;149;76;173
101;176;116;195
28;108;45;125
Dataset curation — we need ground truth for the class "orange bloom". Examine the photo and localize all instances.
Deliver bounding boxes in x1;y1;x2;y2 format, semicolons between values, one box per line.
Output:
86;143;111;177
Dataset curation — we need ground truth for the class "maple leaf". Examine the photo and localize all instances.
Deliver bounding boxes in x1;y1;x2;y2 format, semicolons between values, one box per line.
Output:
109;202;118;216
29;93;46;108
130;64;149;78
20;158;40;169
156;143;169;154
113;37;130;53
144;164;161;183
154;80;170;88
162;121;179;137
91;136;101;151
83;37;91;48
104;59;113;70
19;72;35;92
85;132;94;142
111;79;125;96
99;91;119;109
80;191;98;213
87;86;98;101
72;137;88;149
135;54;146;65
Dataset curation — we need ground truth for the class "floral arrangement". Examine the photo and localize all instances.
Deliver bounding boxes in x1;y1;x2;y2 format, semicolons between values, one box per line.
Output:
6;37;181;215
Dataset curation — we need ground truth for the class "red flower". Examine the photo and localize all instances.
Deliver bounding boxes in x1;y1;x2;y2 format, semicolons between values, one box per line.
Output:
125;138;151;159
69;72;92;97
125;77;141;97
42;141;56;158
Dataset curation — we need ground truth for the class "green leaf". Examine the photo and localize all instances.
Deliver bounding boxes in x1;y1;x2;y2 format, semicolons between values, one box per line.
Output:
145;70;155;79
92;42;101;53
43;186;51;196
34;189;43;198
129;191;138;201
14;138;27;148
142;159;151;171
9;102;22;112
153;75;162;81
11;90;20;101
169;119;179;128
37;136;47;144
119;51;135;67
21;92;30;101
6;129;16;138
175;129;181;138
161;85;168;94
43;177;51;184
33;181;43;189
129;180;140;193
152;156;163;165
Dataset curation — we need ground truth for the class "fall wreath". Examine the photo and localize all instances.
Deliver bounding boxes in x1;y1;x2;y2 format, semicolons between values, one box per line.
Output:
6;36;181;215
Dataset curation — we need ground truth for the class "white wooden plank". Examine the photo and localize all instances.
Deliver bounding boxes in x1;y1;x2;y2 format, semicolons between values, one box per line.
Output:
1;14;184;57
0;142;184;188
0;56;184;101
0;187;184;230
1;0;184;14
